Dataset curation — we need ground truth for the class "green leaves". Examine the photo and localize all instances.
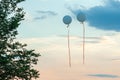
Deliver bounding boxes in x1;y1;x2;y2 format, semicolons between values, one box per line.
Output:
0;0;40;80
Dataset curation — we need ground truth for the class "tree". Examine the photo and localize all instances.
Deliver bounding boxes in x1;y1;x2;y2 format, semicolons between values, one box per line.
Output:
0;0;40;80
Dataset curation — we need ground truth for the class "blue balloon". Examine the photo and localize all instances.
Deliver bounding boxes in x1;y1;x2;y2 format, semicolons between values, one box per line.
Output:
77;13;86;22
63;15;72;25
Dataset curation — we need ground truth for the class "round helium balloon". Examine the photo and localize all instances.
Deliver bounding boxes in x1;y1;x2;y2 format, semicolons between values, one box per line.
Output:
77;13;86;22
63;15;72;25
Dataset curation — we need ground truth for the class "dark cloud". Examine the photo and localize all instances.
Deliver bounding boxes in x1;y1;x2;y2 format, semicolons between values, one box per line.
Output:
83;41;99;43
34;16;46;20
58;35;101;43
87;74;119;78
35;10;57;20
37;11;57;16
58;35;101;39
68;0;120;31
85;37;101;40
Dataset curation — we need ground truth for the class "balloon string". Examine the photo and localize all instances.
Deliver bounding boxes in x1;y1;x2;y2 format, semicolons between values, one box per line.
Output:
82;22;85;64
67;25;71;67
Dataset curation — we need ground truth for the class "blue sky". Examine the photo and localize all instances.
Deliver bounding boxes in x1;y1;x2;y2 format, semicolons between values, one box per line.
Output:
17;0;120;80
18;0;119;38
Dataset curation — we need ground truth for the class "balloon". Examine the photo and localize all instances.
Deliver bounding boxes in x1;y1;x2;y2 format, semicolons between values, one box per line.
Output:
77;13;86;22
63;15;72;67
77;13;86;64
63;15;72;25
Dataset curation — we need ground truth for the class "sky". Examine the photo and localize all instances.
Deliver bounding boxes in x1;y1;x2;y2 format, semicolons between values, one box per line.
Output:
17;0;120;80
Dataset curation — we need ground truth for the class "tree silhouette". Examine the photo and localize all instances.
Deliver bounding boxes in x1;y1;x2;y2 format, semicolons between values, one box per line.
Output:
0;0;40;80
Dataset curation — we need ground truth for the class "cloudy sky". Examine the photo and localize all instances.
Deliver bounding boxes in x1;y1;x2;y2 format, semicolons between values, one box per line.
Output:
18;0;120;80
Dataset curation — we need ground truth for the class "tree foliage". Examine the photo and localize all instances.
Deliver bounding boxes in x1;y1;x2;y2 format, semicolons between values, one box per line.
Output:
0;0;40;80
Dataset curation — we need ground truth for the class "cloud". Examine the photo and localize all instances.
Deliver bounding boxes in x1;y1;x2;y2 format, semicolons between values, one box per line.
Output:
58;35;101;39
34;10;57;20
39;0;48;2
17;35;120;80
112;57;120;61
34;16;46;20
58;35;101;43
37;11;57;16
87;74;119;78
68;0;120;31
